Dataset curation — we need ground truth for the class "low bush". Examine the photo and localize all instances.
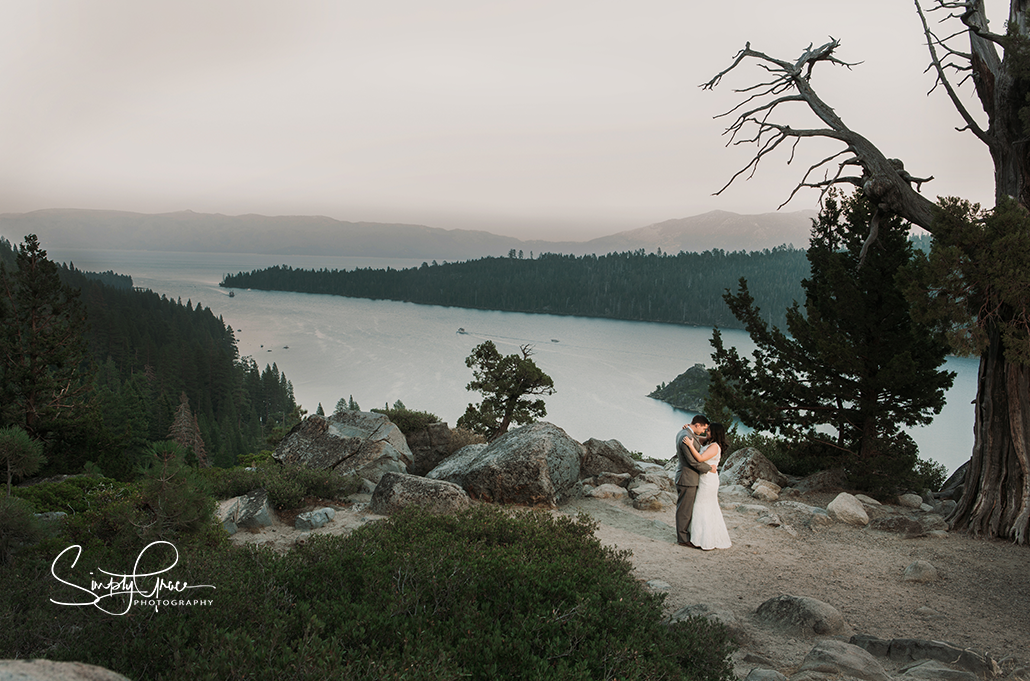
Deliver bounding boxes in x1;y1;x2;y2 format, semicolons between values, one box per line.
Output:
138;443;217;541
11;475;129;514
236;449;274;467
203;463;362;509
371;406;441;435
745;434;831;479
7;505;735;680
844;434;948;499
0;496;42;565
733;430;949;498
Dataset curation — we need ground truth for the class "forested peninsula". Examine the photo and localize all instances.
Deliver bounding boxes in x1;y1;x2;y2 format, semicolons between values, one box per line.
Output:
220;247;809;329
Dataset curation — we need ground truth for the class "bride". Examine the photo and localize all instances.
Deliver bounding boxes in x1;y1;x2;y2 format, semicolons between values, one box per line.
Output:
683;422;732;550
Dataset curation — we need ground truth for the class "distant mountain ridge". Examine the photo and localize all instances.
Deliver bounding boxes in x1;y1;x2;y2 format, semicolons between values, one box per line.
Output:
0;207;817;260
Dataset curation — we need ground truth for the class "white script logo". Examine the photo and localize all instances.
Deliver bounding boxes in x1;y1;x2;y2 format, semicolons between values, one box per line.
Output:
50;541;216;615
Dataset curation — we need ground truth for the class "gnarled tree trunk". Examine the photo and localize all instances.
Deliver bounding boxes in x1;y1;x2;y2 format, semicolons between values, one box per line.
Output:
954;325;1030;542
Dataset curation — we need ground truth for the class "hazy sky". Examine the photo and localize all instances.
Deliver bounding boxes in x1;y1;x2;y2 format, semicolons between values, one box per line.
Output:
0;1;1001;240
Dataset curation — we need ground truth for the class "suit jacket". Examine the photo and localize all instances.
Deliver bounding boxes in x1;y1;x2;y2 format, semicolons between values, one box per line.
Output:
675;428;713;487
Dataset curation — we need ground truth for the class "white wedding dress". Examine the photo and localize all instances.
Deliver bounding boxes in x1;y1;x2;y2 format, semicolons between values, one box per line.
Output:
688;446;732;550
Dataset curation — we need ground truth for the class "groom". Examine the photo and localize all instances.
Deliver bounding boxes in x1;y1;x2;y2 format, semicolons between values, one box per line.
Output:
674;415;714;548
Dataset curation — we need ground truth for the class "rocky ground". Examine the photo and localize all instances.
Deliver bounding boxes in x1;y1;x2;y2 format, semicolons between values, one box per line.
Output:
225;488;1030;680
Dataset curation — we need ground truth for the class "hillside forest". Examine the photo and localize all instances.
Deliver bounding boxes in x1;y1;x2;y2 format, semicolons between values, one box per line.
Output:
0;235;299;478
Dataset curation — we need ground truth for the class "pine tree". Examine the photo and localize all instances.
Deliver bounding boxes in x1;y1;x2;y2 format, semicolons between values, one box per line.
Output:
0;235;94;468
708;192;954;490
0;426;45;497
168;392;208;467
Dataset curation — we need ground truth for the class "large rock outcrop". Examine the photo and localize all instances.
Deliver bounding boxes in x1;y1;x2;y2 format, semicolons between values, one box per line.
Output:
579;438;645;478
719;447;788;489
427;422;583;506
219;488;276;535
274;411;412;483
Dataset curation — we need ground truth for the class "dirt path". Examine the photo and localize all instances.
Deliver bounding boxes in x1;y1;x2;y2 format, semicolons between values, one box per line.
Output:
563;494;1028;678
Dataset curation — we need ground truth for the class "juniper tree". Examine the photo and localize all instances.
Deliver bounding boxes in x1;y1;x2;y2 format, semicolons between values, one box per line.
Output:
457;341;555;441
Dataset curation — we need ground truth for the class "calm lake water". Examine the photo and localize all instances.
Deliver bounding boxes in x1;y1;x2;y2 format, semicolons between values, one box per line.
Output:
50;248;979;475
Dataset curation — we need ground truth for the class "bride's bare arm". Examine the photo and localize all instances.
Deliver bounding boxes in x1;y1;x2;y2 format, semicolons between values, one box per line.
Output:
694;442;720;463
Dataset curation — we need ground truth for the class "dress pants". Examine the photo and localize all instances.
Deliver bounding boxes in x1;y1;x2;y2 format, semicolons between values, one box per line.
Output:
676;484;699;544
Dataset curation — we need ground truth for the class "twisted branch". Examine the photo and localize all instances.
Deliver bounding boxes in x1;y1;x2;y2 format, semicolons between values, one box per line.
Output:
703;37;938;235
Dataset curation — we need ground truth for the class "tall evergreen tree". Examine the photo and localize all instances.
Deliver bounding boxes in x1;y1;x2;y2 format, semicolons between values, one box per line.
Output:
0;235;95;467
168;391;208;467
708;192;954;489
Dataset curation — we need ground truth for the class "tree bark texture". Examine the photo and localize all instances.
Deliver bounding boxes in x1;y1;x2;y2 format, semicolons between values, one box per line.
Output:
956;326;1030;542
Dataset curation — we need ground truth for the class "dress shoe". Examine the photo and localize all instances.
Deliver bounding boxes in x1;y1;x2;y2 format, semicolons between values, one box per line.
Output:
677;541;699;549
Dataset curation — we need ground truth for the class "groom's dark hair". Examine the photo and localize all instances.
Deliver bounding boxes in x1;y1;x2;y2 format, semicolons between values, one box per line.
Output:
691;415;710;426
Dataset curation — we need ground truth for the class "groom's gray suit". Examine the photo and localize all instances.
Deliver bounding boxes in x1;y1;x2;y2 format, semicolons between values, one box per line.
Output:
675;427;714;546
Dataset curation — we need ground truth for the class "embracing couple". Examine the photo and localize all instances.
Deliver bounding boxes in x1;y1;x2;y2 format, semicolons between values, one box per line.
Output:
675;415;732;551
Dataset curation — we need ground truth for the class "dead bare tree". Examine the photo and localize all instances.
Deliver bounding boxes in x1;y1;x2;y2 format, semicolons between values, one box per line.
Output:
703;0;1030;543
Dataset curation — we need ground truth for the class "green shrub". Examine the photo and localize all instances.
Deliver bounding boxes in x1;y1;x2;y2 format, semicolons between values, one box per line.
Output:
0;496;42;565
371;406;441;435
628;450;668;466
911;457;948;494
203;463;362;509
138;442;216;541
0;426;46;496
237;450;274;467
735;430;949;499
762;437;835;479
9;506;735;680
52;446;222;554
844;433;947;499
12;475;128;514
728;431;824;477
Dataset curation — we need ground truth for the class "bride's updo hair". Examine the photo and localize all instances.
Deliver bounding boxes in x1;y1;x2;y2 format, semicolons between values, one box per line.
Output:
708;423;729;451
